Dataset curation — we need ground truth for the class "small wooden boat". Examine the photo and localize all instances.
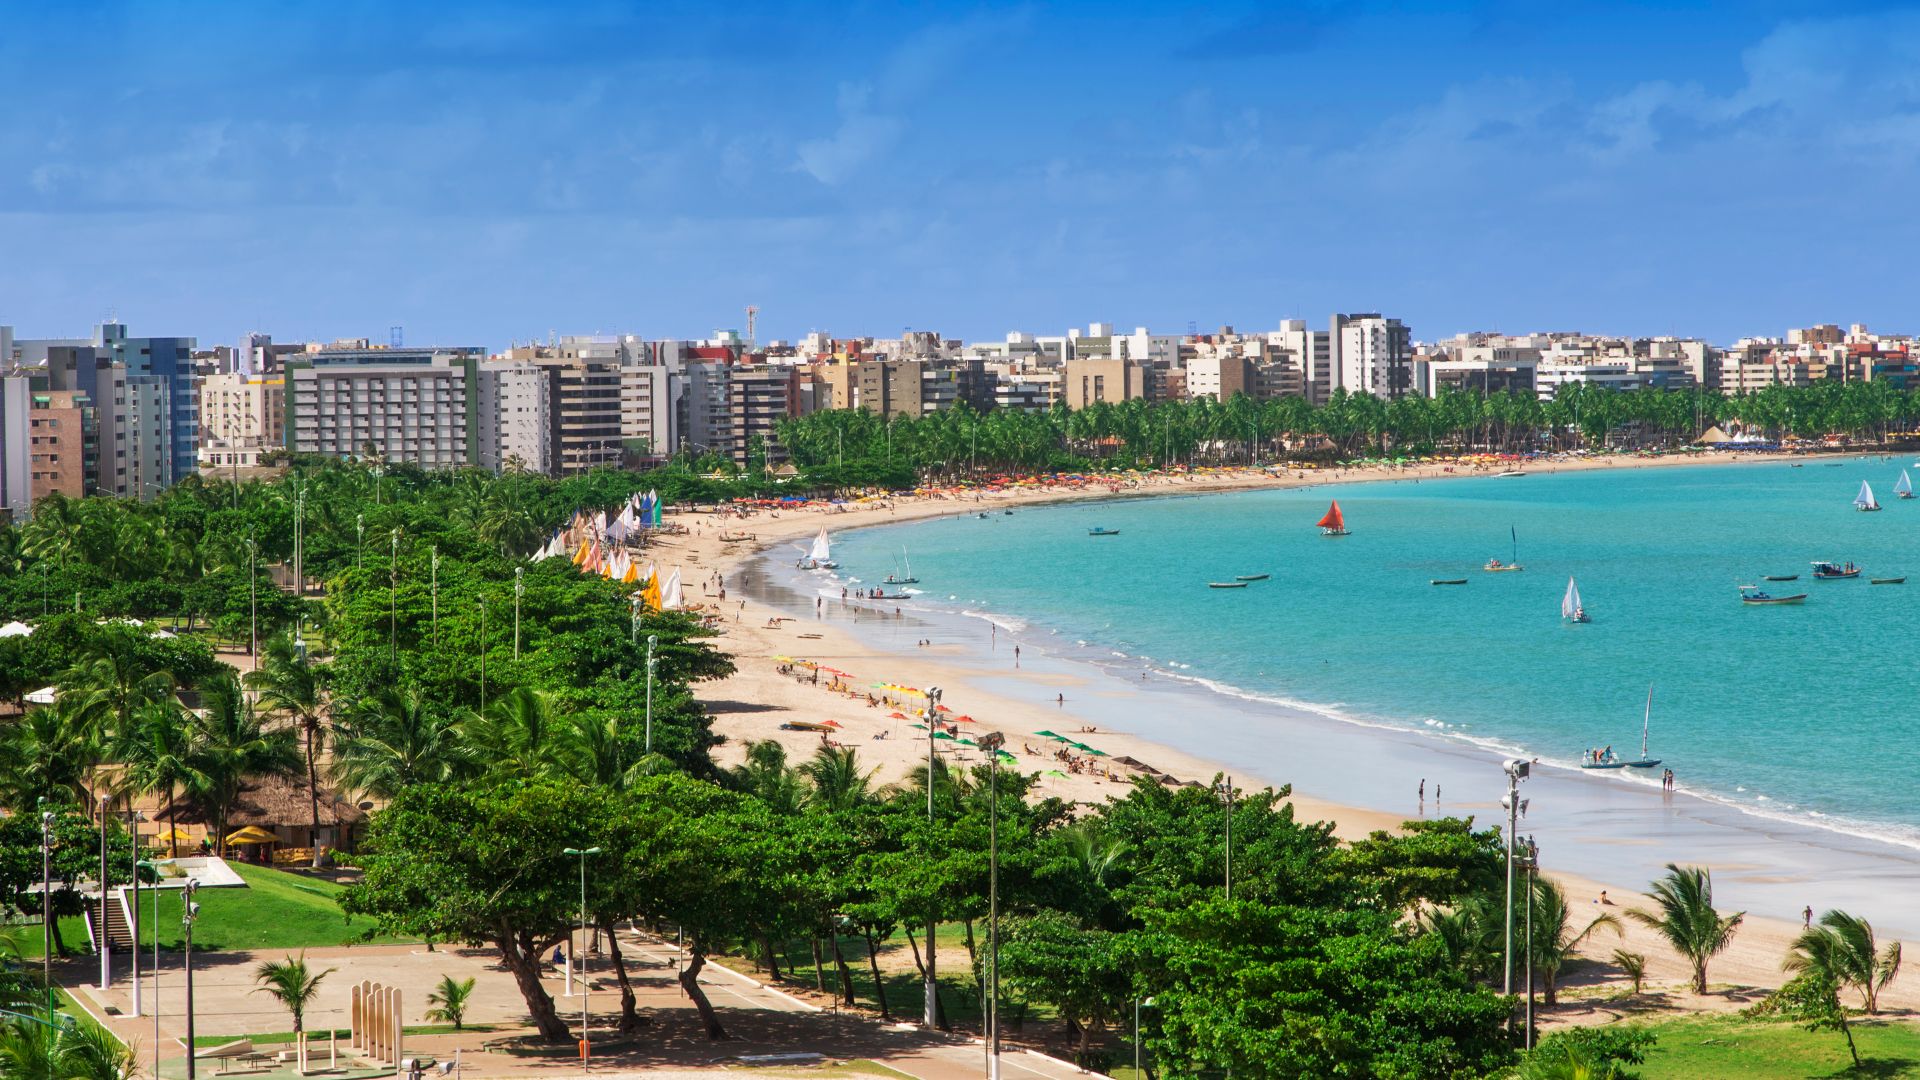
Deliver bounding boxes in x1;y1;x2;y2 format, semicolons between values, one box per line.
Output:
1088;527;1121;537
1872;577;1906;585
1317;501;1350;536
1208;582;1249;589
1496;470;1526;478
1764;574;1799;582
1431;578;1468;586
1234;574;1270;581
1812;561;1861;579
871;592;912;601
1740;585;1807;605
1856;480;1882;511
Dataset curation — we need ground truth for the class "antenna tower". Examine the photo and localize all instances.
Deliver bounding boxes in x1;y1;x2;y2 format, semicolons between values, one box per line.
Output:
746;305;759;344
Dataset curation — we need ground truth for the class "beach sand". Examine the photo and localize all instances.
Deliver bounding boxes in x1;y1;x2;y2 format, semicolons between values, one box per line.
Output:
645;451;1920;1015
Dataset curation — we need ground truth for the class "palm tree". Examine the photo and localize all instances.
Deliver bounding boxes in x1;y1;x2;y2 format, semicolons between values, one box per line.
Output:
1611;950;1647;996
463;687;566;780
114;700;196;856
245;633;331;863
1625;864;1744;994
799;745;876;813
330;687;473;799
0;696;104;811
728;740;806;816
0;1015;136;1080
252;952;337;1034
1527;877;1622;1005
59;623;176;739
424;974;477;1030
188;672;303;856
1786;909;1902;1015
1059;820;1127;890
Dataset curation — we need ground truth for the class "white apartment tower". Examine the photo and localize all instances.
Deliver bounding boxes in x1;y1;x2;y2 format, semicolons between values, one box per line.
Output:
1330;314;1415;399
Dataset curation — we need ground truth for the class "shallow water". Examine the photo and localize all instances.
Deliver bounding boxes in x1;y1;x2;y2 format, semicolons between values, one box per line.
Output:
826;459;1920;851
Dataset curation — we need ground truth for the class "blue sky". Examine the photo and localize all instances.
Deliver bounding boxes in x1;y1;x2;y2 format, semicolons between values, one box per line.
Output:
4;1;1919;347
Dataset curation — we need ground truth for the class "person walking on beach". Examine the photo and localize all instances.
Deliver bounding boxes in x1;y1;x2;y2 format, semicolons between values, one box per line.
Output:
1419;778;1425;804
1014;645;1021;668
1805;905;1814;928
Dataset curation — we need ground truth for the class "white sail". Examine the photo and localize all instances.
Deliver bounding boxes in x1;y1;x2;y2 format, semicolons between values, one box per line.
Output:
1856;480;1879;510
809;529;832;563
1562;576;1582;619
1642;685;1654;759
1899;471;1913;496
661;569;683;610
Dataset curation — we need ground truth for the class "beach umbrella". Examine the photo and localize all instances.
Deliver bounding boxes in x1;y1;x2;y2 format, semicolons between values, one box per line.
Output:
889;712;909;720
150;827;195;844
951;715;976;723
224;826;279;846
821;720;843;728
1043;769;1069;778
933;732;957;741
1034;730;1062;739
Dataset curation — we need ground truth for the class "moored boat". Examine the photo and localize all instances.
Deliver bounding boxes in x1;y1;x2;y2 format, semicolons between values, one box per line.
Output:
1764;574;1799;581
1234;573;1270;581
1088;527;1121;537
1740;585;1807;605
1317;500;1350;536
1873;577;1907;585
1431;578;1468;586
796;529;838;570
1485;525;1524;572
1811;561;1861;579
1208;581;1249;589
1580;685;1660;770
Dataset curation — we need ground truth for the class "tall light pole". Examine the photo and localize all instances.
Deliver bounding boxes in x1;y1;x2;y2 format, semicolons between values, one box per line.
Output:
183;879;200;1080
1134;997;1156;1076
979;731;1006;1080
389;528;400;662
513;567;523;660
293;486;305;598
923;685;942;1029
98;794;111;993
356;514;364;570
1501;758;1530;999
1523;835;1539;1050
146;857;172;1079
1218;775;1235;900
430;546;440;648
39;798;53;1019
478;596;488;710
644;635;657;754
127;812;141;1019
247;537;259;660
563;846;602;1057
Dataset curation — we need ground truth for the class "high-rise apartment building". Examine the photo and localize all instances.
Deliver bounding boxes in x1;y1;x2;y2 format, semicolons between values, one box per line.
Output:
726;365;807;465
1063;357;1144;408
476;360;557;474
197;371;286;472
619;364;674;461
1331;314;1415;398
1271;320;1333;404
284;346;482;467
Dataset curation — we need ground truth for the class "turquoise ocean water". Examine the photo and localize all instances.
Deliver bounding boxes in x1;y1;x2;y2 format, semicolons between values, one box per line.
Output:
827;459;1920;849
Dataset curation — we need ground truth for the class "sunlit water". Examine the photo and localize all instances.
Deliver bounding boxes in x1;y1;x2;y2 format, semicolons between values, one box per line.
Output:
826;458;1920;849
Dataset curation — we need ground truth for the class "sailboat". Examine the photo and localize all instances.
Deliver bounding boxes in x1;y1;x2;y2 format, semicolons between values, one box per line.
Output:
1561;576;1589;623
1317;500;1349;536
1581;685;1662;770
1898;472;1915;500
1855;480;1882;512
796;529;837;570
1485;525;1524;572
885;548;919;586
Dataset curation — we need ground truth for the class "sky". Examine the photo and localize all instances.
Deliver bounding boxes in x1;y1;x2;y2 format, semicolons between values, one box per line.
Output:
4;0;1920;349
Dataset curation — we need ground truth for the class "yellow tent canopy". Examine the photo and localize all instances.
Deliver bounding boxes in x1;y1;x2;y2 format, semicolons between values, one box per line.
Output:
225;826;280;845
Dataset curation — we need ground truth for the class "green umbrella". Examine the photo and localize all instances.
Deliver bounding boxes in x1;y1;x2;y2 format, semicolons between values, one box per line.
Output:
1044;769;1069;778
1034;730;1062;739
934;731;957;741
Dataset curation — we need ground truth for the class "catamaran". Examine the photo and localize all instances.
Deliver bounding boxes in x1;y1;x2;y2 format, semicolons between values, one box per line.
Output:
1317;500;1350;536
796;529;838;570
1485;525;1524;572
1562;576;1589;623
1856;480;1882;511
1898;472;1915;499
1581;685;1662;770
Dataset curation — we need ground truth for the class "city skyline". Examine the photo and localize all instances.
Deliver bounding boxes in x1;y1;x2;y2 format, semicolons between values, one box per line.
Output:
8;2;1920;345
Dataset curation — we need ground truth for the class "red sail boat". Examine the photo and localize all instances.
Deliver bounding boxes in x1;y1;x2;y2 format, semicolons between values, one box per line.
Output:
1317;500;1349;536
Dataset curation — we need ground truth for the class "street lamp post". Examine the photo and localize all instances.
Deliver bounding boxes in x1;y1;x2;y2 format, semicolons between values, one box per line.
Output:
143;858;172;1075
1501;758;1531;999
478;596;488;709
1134;997;1156;1076
514;567;524;660
644;635;657;754
38;799;53;1020
127;812;141;1018
183;879;200;1080
628;594;641;646
293;487;305;597
923;685;942;1030
1218;775;1235;900
356;514;364;570
247;537;259;660
98;794;110;993
563;847;603;1057
389;529;400;662
430;547;440;647
979;731;1007;1080
1524;835;1539;1050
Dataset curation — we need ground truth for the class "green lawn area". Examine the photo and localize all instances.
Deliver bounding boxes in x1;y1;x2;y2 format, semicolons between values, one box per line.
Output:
1634;1015;1920;1078
142;863;408;952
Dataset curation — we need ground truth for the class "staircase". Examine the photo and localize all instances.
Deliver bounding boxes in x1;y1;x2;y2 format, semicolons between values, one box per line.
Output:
82;889;136;953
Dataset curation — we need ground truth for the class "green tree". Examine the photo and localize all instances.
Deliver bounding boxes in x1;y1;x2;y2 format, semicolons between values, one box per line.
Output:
252;952;337;1034
1786;909;1902;1015
187;672;303;855
244;632;332;860
425;975;477;1030
1527;876;1621;1005
1625;864;1743;994
329;687;473;799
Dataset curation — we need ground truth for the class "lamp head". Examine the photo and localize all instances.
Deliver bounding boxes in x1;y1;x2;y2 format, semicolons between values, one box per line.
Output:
1503;758;1530;780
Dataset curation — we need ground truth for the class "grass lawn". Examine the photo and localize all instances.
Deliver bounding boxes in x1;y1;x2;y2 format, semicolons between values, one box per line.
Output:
1635;1015;1920;1078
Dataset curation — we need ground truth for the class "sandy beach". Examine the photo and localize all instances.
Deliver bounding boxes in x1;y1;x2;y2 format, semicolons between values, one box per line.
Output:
643;451;1920;1017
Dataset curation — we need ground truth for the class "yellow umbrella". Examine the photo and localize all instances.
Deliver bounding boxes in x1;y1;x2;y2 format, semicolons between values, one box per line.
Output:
224;826;280;846
149;827;195;843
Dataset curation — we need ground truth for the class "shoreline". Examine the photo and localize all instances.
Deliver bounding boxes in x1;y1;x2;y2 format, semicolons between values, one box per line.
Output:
654;450;1920;1011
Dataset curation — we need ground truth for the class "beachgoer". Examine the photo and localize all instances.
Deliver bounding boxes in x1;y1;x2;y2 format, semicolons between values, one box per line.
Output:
1804;905;1813;928
1014;646;1021;668
1599;891;1612;906
1056;694;1064;706
1419;779;1425;802
1434;784;1440;803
